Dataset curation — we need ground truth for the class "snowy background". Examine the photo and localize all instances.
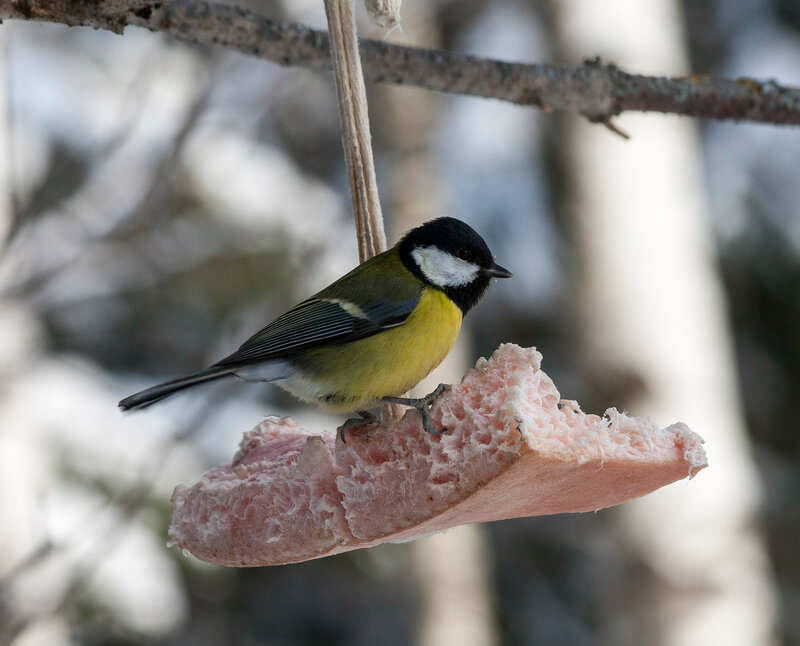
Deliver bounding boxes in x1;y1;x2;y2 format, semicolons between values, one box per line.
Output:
1;0;799;645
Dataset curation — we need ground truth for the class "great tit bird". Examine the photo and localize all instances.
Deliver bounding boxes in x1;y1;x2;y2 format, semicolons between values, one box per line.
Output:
119;217;511;436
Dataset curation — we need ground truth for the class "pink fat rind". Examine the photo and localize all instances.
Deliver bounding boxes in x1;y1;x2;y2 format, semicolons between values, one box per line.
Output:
170;421;357;566
169;344;707;566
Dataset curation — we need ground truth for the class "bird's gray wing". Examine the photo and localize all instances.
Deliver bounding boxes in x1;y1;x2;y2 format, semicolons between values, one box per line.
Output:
213;295;419;367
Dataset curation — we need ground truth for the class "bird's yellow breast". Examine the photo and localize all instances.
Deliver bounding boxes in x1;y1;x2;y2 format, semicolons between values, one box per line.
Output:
287;287;462;411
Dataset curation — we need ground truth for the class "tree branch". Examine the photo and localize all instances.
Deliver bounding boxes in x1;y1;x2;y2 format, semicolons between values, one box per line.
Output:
2;0;800;125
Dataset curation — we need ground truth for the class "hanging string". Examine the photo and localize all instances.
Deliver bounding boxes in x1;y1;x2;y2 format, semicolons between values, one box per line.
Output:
323;0;387;262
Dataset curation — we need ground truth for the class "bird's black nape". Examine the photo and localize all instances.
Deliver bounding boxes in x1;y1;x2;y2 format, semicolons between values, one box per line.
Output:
398;217;506;313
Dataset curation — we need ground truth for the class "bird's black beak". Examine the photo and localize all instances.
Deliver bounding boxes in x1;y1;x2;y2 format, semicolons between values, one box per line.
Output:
485;262;513;278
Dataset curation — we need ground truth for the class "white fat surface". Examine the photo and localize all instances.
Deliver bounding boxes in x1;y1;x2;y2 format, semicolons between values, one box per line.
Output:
411;246;480;288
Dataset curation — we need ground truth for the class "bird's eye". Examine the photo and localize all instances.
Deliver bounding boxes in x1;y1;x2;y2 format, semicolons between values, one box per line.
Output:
457;248;472;262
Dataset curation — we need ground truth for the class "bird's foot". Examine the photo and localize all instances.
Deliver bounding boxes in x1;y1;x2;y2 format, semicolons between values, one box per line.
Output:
381;383;450;435
338;410;378;443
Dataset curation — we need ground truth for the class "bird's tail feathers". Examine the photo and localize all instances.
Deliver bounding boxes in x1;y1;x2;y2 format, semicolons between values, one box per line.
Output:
119;366;234;411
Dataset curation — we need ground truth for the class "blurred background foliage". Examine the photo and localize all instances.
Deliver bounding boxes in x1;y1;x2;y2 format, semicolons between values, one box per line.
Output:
0;0;799;645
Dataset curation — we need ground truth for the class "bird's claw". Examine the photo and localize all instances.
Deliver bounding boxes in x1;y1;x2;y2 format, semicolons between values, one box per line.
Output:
381;383;451;435
338;410;378;443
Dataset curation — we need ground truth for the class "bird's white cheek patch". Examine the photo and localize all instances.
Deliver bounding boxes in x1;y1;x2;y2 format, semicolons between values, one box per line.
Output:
411;246;480;288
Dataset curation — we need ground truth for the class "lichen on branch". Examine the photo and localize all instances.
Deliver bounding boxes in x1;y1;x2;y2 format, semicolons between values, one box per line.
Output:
2;0;800;126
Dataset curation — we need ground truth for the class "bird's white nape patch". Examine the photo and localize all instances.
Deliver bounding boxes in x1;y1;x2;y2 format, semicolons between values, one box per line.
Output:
411;245;480;288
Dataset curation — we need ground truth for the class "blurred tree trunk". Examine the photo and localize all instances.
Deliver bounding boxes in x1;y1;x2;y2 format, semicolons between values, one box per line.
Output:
0;32;9;247
551;2;778;645
0;30;64;646
373;4;498;644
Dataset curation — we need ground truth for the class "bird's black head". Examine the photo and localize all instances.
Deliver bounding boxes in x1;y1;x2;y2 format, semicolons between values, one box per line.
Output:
398;217;512;313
